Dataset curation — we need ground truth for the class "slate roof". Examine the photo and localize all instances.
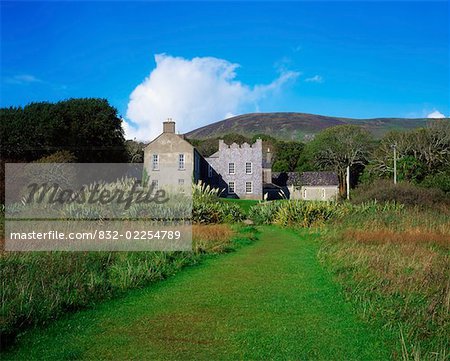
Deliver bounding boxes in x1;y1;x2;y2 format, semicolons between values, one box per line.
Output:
300;172;339;186
272;171;338;187
272;172;302;187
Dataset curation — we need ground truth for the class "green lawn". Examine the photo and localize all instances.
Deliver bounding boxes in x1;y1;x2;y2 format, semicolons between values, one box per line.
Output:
220;198;259;215
3;227;394;360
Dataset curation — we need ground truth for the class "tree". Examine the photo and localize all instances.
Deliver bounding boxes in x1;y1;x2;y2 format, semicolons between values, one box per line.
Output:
272;160;290;172
125;140;145;163
1;98;128;163
412;120;450;172
308;125;373;195
367;120;450;182
368;130;415;179
273;141;304;172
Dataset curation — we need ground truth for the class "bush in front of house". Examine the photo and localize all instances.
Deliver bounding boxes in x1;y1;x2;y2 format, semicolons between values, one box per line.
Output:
192;181;245;224
248;201;283;225
249;200;339;226
249;199;408;227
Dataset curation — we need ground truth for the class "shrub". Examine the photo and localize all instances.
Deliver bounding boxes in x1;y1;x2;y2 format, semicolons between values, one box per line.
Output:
192;181;245;224
248;201;283;225
421;172;450;194
192;200;245;224
351;179;450;209
274;200;338;227
250;200;340;227
249;199;408;227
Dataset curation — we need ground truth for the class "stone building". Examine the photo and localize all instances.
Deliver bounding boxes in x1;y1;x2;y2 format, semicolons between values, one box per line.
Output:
143;120;337;201
205;139;264;199
144;120;271;200
143;120;203;193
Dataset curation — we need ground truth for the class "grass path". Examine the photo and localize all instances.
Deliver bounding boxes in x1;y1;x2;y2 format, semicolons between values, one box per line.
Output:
4;227;391;360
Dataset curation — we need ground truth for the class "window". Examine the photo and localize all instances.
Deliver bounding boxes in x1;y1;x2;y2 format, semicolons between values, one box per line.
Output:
228;162;235;174
151;179;158;190
208;165;212;178
322;188;326;199
228;181;235;194
245;181;253;193
303;188;307;199
152;154;159;170
178;154;185;170
246;162;252;174
178;179;185;193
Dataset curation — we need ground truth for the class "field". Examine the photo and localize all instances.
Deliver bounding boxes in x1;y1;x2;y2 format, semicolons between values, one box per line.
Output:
3;227;393;360
1;200;449;360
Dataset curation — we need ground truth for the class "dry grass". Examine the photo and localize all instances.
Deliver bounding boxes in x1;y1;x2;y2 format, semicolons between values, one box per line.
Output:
192;224;235;254
344;229;450;249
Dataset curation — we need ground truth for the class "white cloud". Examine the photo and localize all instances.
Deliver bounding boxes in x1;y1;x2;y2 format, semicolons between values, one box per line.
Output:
124;54;299;140
427;110;446;119
5;74;42;84
305;75;323;83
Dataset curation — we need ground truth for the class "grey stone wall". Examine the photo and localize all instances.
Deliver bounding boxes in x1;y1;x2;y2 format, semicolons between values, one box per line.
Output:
205;139;263;199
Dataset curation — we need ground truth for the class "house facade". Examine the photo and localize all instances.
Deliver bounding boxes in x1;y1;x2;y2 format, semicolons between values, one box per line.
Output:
206;140;264;199
143;120;202;194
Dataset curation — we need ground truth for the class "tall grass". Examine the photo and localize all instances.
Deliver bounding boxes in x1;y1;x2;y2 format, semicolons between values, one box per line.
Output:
319;207;450;360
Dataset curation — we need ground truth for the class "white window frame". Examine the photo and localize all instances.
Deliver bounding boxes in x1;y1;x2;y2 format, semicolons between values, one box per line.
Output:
178;153;185;170
245;181;253;194
152;154;159;170
303;188;307;199
208;165;212;178
245;162;252;174
228;181;235;194
228;162;235;175
322;188;326;199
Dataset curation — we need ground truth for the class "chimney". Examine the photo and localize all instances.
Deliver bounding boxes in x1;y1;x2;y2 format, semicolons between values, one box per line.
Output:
266;147;272;164
163;118;175;133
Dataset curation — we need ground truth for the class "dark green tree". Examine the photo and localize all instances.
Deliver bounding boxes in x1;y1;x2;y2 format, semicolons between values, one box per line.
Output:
1;98;128;162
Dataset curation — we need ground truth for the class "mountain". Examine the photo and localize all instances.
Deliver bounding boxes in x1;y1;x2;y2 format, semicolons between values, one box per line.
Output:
185;112;431;140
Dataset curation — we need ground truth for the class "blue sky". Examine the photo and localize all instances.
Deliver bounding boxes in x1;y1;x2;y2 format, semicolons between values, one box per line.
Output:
1;1;449;138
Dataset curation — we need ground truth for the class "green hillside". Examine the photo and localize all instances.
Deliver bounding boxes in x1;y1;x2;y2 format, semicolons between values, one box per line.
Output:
186;112;432;140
